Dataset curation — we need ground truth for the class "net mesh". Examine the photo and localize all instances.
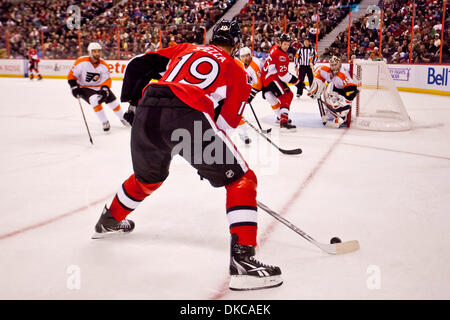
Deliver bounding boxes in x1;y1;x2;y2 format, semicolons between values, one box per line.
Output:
351;59;412;131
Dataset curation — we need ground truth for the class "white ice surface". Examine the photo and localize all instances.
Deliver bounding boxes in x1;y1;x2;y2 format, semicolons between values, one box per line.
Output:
0;78;449;300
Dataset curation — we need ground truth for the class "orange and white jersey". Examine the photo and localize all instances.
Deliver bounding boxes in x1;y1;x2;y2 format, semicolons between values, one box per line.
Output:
313;65;356;90
68;56;111;90
235;57;263;91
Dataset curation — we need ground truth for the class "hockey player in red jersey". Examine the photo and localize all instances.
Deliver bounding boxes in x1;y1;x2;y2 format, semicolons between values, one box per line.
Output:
28;48;42;80
261;33;299;131
92;20;282;291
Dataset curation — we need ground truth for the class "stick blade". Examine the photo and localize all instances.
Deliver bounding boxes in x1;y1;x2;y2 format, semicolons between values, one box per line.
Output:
335;240;360;255
280;148;302;155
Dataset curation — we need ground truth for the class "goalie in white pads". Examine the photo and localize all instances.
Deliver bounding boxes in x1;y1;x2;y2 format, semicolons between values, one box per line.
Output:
308;56;358;128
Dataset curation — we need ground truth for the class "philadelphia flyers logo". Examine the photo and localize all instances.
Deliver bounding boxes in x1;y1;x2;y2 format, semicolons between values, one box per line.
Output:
85;72;100;82
246;73;252;85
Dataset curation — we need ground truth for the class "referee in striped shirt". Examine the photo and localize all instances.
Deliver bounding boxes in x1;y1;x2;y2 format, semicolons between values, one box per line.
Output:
294;38;318;97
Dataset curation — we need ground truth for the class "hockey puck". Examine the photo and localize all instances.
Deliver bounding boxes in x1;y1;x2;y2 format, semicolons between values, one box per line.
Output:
330;237;342;244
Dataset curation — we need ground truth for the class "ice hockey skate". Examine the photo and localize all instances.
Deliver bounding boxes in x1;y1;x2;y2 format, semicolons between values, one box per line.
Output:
229;234;282;291
102;121;110;132
239;133;252;145
280;121;297;132
120;119;131;127
92;205;135;239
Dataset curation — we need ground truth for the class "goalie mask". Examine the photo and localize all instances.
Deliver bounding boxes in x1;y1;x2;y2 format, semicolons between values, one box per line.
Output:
329;56;341;75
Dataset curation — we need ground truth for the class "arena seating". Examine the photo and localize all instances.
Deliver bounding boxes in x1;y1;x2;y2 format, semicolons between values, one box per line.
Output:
0;0;235;59
324;0;449;63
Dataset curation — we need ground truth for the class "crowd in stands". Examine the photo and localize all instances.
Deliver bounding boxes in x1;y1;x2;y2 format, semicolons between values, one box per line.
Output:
0;0;115;59
237;0;361;60
0;0;235;59
0;0;447;63
89;0;236;59
324;0;449;63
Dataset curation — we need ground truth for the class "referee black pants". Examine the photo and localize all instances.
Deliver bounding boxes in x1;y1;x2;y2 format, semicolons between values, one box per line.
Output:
295;65;314;96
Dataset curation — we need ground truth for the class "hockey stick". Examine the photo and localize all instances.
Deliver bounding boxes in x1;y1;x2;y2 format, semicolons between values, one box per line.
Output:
318;97;349;128
77;98;94;145
317;98;327;125
257;201;360;255
248;102;272;134
243;118;302;155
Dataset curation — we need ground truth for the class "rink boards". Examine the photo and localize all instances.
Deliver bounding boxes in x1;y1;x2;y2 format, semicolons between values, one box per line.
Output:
0;59;449;96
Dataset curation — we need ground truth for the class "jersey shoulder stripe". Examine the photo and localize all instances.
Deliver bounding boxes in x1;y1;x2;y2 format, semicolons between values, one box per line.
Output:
73;56;91;66
249;60;261;73
99;59;109;68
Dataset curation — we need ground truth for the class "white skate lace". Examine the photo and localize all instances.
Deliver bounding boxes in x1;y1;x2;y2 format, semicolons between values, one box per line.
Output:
249;256;275;269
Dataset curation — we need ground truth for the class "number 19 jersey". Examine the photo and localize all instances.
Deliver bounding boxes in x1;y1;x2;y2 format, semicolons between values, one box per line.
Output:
147;43;252;131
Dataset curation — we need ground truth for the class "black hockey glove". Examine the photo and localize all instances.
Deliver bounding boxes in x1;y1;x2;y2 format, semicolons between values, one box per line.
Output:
289;75;299;85
98;85;110;103
69;79;82;98
71;86;82;99
333;85;359;101
247;88;259;103
123;105;136;126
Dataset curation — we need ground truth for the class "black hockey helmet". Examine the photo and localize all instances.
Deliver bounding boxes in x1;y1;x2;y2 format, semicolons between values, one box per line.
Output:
280;33;292;43
211;19;241;47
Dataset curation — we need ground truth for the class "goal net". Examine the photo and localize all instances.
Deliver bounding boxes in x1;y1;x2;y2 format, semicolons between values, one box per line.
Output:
349;59;412;131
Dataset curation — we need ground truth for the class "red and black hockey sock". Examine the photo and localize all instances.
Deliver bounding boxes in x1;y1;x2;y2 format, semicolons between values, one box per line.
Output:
225;170;258;246
279;108;289;124
109;174;163;221
278;91;293;124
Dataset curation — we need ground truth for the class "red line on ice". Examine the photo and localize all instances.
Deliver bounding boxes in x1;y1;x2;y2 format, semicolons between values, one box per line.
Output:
209;130;348;300
0;194;113;240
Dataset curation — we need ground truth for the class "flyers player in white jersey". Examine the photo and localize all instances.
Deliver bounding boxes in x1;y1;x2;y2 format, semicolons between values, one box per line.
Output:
261;33;300;132
68;42;129;132
308;56;358;128
28;48;42;80
234;46;263;144
91;19;282;291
